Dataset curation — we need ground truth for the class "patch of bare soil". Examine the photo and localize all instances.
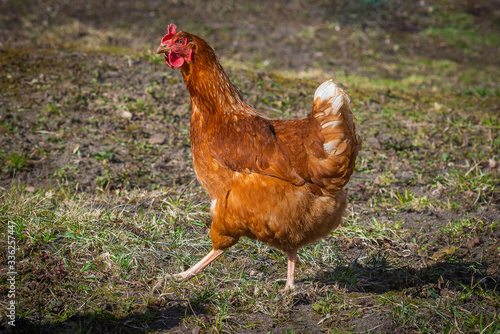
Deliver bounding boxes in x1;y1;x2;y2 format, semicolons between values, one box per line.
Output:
1;49;194;192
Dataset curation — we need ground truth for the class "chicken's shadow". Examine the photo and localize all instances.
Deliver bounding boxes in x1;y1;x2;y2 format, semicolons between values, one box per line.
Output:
314;258;498;294
11;303;203;334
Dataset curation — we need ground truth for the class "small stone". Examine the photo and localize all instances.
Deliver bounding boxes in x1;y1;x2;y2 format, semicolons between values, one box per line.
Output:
488;159;497;169
148;134;166;145
119;109;132;119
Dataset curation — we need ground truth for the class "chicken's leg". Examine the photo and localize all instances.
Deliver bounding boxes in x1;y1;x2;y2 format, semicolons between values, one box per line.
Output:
284;250;297;290
172;249;225;281
153;249;224;293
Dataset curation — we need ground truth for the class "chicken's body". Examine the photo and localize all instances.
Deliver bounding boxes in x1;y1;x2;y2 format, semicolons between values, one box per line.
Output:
157;25;361;289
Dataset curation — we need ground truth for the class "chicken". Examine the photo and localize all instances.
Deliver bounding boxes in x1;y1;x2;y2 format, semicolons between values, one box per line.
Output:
156;24;362;289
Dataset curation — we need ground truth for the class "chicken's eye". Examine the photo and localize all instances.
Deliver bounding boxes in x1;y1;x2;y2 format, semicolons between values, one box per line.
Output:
176;39;184;45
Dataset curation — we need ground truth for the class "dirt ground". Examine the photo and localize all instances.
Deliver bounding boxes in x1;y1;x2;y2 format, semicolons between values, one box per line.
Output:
1;0;500;333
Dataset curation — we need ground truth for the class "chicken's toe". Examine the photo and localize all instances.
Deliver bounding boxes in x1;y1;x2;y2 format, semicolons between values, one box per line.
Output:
151;272;190;294
281;282;296;292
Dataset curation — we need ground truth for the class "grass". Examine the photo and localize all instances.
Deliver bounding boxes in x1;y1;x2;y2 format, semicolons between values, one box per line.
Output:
1;0;499;332
1;152;29;174
2;182;498;332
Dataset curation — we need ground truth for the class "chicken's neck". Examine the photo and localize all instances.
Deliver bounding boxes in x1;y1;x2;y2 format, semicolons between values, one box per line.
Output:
180;49;253;117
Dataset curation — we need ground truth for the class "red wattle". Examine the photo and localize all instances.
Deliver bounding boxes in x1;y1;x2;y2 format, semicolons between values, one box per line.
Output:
169;52;185;68
164;54;174;69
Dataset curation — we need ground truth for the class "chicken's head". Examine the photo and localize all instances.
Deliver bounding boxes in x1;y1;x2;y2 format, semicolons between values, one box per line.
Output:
157;24;194;69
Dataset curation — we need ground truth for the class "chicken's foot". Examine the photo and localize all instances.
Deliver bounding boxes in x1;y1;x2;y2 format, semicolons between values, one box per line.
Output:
153;249;224;293
283;250;297;290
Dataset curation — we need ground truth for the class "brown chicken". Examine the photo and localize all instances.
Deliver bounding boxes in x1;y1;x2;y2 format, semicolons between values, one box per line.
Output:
156;24;361;289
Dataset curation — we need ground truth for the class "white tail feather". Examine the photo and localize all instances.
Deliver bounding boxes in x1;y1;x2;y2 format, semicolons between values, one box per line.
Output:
329;95;343;115
322;120;343;129
314;79;346;115
314;80;353;157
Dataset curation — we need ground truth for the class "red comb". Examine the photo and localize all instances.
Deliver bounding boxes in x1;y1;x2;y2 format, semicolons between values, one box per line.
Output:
161;24;178;44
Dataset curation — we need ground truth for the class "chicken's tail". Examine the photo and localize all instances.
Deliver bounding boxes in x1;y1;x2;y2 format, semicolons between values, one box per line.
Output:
309;80;362;193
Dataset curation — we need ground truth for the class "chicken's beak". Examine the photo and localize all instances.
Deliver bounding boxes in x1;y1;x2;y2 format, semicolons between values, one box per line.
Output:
156;44;170;54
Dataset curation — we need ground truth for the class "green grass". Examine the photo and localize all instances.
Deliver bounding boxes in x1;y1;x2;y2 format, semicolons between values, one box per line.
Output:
1;152;29;173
